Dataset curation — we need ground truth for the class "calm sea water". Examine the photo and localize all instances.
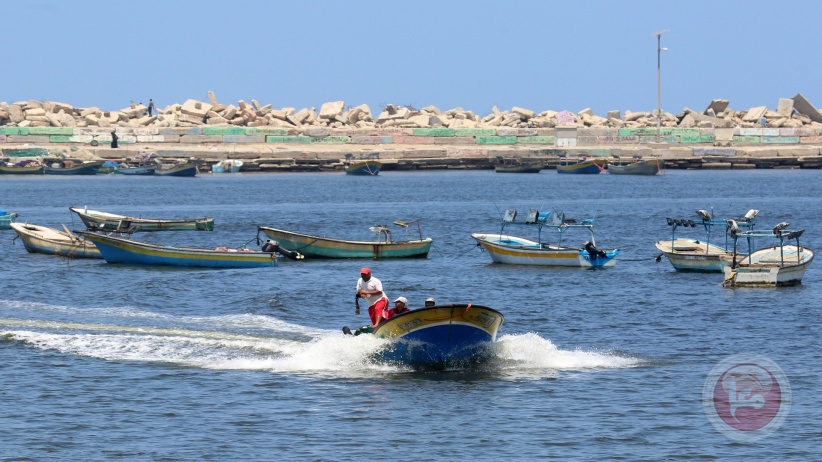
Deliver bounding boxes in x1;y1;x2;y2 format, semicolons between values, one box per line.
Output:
1;170;820;460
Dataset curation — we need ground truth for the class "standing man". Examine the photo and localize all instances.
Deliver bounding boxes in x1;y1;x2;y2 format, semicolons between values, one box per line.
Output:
148;99;155;117
355;267;389;328
110;130;119;148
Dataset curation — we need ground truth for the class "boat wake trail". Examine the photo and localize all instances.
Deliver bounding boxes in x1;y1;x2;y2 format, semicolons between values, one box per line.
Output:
1;302;641;378
486;332;643;378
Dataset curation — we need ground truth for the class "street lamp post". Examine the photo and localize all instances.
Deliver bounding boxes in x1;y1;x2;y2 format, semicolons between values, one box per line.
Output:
652;29;668;142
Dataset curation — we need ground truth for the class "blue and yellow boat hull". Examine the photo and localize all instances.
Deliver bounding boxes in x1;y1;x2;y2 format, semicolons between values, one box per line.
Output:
372;304;504;368
80;232;277;268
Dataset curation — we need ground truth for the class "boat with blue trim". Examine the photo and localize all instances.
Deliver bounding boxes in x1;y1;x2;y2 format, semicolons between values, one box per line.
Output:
556;158;607;174
346;303;504;368
78;232;301;268
655;209;758;272
258;220;432;259
472;208;618;267
0;210;18;230
721;221;814;287
344;153;381;175
155;162;198;177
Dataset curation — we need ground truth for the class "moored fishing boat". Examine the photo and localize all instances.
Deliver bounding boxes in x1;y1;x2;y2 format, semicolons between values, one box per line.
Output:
494;156;543;173
472;208;618;267
43;159;105;175
0;210;19;230
115;152;157;175
721;222;814;288
211;159;243;173
0;161;44;174
117;165;156;175
10;222;102;259
155;162;199;177
607;157;662;175
69;207;215;232
556;158;607;174
78;232;300;268
344;153;381;175
655;209;758;272
258;220;432;259
346;303;504;368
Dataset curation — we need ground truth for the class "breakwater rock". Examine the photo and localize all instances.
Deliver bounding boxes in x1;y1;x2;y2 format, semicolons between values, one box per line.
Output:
3;92;822;171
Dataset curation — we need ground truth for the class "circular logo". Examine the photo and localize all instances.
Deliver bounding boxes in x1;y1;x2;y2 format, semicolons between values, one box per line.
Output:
702;353;791;442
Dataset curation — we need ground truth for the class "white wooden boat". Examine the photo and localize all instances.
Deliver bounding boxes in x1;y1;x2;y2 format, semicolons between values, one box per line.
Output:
211;159;243;173
69;206;214;232
722;223;814;288
472;209;618;267
10;223;102;259
655;209;758;272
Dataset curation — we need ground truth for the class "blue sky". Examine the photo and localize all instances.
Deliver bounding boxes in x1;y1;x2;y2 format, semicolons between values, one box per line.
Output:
4;1;821;117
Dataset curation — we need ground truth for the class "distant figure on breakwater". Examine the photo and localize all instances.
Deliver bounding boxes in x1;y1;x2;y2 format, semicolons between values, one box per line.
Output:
148;99;155;117
110;130;119;149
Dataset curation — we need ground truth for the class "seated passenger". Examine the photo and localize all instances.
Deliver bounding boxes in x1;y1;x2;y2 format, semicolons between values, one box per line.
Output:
387;296;411;318
424;297;436;307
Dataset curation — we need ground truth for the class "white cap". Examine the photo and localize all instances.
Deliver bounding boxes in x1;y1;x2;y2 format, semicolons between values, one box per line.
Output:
394;296;407;304
425;297;435;303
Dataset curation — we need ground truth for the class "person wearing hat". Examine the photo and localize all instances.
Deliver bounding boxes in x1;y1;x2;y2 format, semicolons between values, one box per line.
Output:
386;296;410;319
425;297;436;307
355;267;389;328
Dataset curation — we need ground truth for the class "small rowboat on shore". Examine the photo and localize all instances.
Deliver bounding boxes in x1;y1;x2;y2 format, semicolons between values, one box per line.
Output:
69;207;215;232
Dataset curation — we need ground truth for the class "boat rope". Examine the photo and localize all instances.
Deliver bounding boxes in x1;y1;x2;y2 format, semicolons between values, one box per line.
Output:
450;243;481;260
289;238;320;253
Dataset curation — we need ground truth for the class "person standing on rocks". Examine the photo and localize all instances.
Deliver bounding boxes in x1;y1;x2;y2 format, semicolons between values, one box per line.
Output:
148;99;155;117
110;130;119;149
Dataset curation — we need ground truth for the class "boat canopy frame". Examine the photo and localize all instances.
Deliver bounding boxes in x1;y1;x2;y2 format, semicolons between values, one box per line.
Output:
727;223;806;269
498;208;599;247
664;209;759;253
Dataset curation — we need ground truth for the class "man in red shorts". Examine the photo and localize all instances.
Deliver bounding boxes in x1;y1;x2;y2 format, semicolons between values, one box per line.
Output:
355;267;389;328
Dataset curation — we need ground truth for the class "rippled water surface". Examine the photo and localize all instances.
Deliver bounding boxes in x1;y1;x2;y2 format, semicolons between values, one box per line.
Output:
1;170;820;460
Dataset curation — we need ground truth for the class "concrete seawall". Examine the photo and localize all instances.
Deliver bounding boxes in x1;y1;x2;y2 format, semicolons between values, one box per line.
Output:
3;125;822;171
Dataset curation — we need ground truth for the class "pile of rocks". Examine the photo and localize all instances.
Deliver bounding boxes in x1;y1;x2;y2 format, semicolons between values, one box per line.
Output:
3;91;822;131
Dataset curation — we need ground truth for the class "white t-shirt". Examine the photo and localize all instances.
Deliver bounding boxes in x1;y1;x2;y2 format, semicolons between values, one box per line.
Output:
356;276;387;307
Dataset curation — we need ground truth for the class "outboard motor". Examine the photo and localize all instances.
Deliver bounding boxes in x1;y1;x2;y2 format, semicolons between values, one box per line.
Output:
261;239;304;261
584;241;607;260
